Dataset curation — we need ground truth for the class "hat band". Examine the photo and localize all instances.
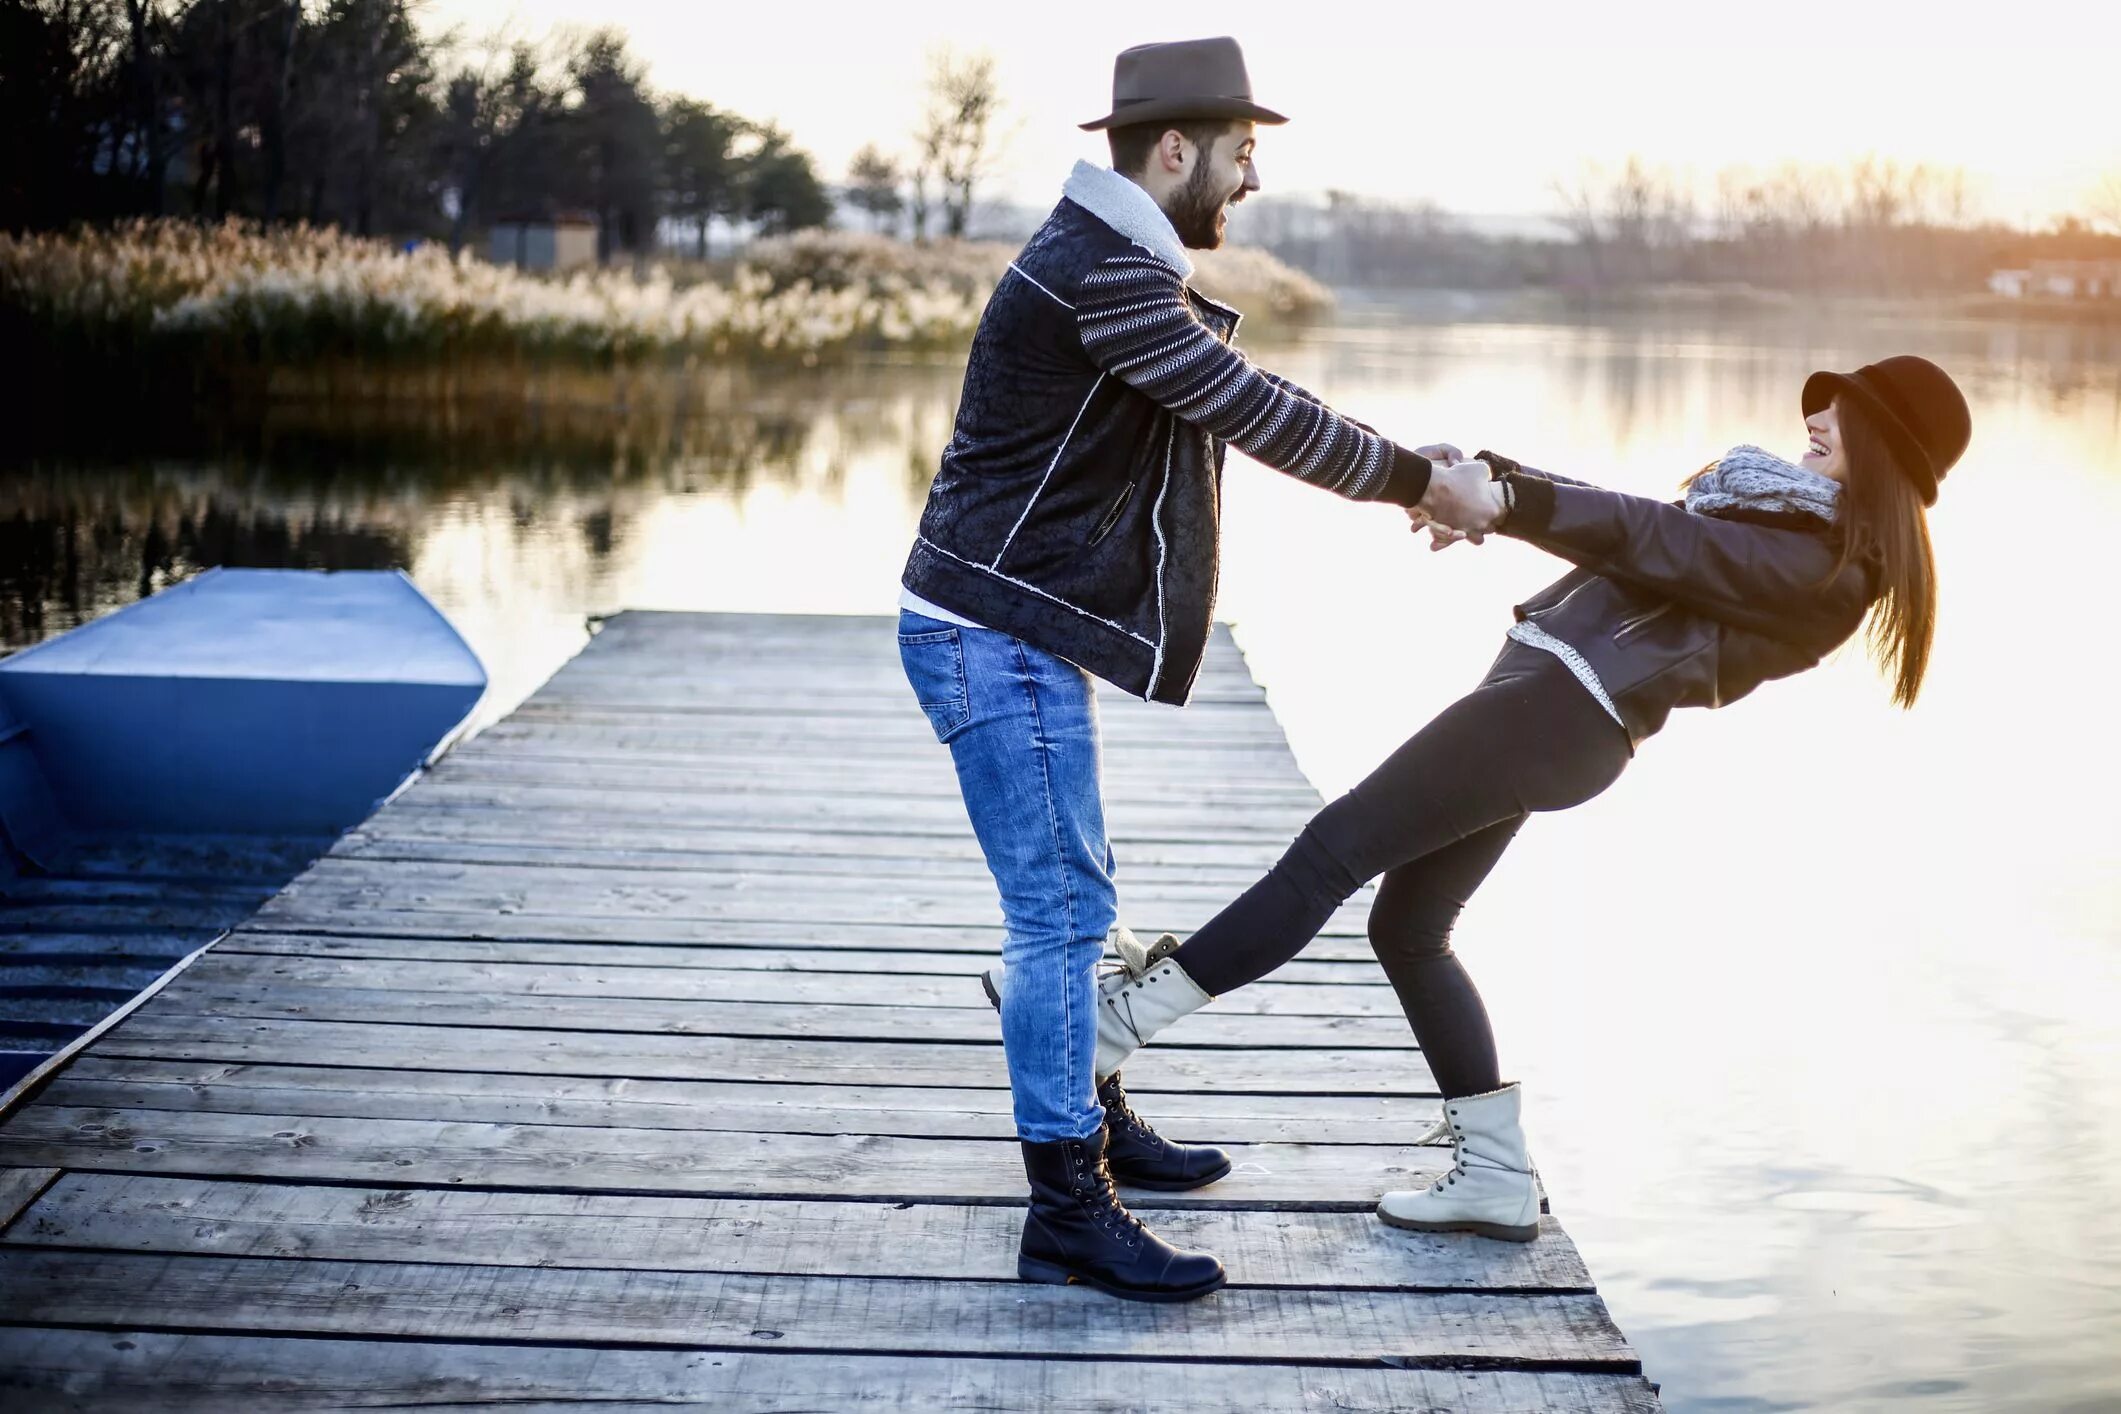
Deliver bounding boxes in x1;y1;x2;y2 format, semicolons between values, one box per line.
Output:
1111;92;1255;108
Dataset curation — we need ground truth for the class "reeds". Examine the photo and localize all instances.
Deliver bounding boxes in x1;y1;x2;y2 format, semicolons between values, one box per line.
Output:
2;222;1337;435
1;222;990;373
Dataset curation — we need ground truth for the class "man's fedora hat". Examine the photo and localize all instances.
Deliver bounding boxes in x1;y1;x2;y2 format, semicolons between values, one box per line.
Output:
1079;37;1288;132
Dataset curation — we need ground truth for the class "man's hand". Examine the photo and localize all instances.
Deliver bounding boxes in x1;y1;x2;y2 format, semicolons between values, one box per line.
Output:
1413;442;1465;467
1413;458;1506;535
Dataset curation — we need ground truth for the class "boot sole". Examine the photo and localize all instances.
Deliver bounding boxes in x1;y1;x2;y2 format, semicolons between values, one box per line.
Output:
1375;1208;1539;1243
1018;1254;1227;1303
1110;1157;1234;1192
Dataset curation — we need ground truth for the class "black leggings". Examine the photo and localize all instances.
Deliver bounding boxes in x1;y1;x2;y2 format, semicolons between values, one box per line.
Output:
1171;642;1634;1097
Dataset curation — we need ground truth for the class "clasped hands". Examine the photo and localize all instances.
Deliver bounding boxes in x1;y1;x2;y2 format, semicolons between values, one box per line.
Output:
1408;443;1508;552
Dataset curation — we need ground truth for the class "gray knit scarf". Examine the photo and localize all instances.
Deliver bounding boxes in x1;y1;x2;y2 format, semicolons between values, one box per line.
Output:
1685;445;1841;525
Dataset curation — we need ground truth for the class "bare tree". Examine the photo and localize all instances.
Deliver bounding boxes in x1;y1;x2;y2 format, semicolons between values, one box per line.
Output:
1549;158;1694;286
2089;172;2121;236
912;45;1001;240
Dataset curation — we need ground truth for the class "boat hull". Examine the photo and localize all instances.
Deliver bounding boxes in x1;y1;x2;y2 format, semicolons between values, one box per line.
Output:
0;568;485;837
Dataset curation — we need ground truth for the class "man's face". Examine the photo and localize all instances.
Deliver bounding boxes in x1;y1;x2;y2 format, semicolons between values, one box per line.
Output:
1168;123;1260;250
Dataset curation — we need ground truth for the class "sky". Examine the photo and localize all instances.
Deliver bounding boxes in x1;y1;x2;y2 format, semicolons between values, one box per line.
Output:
427;0;2121;228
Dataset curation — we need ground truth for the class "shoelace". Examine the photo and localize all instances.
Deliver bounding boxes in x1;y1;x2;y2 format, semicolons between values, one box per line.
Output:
1100;1082;1156;1142
1108;924;1180;977
1098;926;1183;1048
1078;1154;1147;1247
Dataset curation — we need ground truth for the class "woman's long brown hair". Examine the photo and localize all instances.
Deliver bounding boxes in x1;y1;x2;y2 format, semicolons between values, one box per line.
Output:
1831;397;1937;708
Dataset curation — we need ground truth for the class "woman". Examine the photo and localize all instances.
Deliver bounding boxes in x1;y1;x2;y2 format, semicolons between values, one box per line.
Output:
1076;355;1969;1241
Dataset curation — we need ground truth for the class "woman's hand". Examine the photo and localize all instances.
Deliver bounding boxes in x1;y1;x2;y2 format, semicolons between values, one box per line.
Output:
1410;459;1507;543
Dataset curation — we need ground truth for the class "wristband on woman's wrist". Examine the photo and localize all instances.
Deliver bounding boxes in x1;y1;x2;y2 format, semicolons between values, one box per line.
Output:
1476;449;1522;479
1496;473;1516;528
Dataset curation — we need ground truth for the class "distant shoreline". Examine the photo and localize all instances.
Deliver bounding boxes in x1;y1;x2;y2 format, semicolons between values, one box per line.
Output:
1326;282;2121;329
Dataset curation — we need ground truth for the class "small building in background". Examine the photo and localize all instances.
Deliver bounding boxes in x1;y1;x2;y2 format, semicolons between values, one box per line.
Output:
1988;268;2032;298
489;212;599;272
2026;259;2121;299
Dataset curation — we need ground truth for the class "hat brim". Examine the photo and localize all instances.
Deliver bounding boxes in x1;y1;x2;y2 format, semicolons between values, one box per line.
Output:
1079;97;1289;132
1803;370;1941;504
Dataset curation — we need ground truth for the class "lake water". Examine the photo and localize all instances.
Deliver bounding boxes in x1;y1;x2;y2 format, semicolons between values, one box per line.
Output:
7;301;2120;1410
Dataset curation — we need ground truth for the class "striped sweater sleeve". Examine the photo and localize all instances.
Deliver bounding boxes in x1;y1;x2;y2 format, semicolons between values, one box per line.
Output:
1075;252;1430;506
1257;362;1379;434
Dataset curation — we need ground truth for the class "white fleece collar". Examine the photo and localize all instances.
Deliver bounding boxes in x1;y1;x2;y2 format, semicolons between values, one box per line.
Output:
1062;160;1195;279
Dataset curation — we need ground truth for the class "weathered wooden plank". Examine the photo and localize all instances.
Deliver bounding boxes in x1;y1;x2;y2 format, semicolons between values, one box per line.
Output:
503;700;1293;741
0;1107;1455;1207
247;886;1375;941
88;1015;1435;1094
180;952;1407;1016
145;979;1417;1051
341;817;1302;870
272;856;1339;915
0;1168;59;1233
0;1329;1663;1411
328;833;1285;885
284;854;1308;905
12;1174;1588;1290
452;727;1291;767
537;657;1263;687
373;785;1317;842
472;722;1299;763
428;757;1318;809
547;654;1262;684
436;760;1311;804
463;733;1304;776
229;910;1377;953
0;1250;1637;1368
211;932;1392;986
39;1060;1436;1144
532;683;1270;713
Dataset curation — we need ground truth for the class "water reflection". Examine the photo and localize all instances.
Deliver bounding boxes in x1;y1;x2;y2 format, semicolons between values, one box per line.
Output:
3;307;2118;1411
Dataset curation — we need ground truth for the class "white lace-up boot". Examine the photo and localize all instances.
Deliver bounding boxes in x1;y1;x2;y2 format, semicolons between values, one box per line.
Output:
1376;1082;1540;1242
982;925;1215;1080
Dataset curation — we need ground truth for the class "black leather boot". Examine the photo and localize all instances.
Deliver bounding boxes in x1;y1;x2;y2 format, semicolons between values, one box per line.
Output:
980;972;1232;1193
1099;1071;1232;1191
1018;1129;1226;1302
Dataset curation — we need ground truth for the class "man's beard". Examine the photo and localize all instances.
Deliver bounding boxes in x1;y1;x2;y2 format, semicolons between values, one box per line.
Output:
1167;161;1240;249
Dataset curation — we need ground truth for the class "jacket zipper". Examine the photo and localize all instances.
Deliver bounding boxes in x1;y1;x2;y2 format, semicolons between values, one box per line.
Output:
1612;602;1674;642
1088;482;1136;546
1527;578;1595;620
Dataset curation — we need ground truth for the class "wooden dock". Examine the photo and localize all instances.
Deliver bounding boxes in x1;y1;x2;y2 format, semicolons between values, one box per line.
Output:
0;611;1658;1410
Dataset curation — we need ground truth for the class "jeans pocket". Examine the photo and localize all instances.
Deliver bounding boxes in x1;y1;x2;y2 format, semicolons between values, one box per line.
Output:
898;626;973;743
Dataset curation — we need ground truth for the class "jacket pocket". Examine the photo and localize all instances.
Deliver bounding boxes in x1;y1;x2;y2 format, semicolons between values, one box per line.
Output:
1612;601;1675;643
1087;481;1137;547
897;627;973;743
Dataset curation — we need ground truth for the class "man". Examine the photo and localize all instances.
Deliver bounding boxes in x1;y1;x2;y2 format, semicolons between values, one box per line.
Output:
895;36;1490;1302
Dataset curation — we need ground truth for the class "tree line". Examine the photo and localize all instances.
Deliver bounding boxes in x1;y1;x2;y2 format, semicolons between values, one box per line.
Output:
1241;157;2121;295
0;0;833;256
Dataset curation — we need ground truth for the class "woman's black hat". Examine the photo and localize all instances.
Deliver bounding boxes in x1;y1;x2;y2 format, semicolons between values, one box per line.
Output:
1803;355;1970;505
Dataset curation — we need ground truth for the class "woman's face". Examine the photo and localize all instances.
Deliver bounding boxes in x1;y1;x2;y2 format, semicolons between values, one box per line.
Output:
1802;400;1849;483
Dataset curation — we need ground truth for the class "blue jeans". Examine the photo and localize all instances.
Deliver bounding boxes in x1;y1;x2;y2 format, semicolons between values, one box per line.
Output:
897;609;1113;1142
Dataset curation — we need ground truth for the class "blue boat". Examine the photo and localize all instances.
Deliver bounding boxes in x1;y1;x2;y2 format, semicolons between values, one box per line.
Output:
0;567;486;1087
0;567;486;850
